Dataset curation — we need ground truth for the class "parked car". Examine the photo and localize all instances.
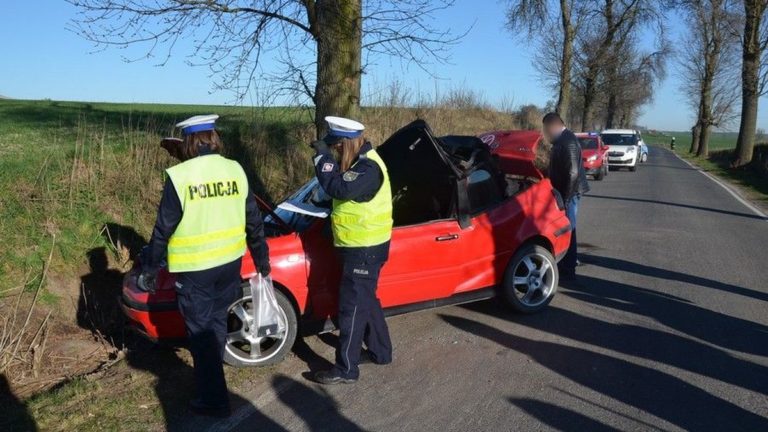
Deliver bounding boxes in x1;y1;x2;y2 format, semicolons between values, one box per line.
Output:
601;129;641;171
121;121;572;367
576;132;609;180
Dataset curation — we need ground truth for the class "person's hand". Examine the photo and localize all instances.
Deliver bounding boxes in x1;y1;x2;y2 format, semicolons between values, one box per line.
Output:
137;269;158;294
310;139;329;153
258;261;271;278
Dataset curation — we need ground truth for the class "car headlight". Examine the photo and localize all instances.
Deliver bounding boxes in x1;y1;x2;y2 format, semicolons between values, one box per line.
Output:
626;146;636;153
587;155;598;162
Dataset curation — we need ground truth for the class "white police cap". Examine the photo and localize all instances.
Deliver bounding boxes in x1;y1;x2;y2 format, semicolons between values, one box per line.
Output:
176;114;219;136
325;116;365;139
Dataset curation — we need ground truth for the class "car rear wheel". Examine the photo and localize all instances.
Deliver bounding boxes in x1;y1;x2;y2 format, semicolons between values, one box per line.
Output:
594;166;605;181
501;244;558;314
641;153;648;163
223;284;298;368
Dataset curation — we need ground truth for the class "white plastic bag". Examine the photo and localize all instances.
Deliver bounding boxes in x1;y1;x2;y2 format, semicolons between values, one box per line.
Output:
249;274;286;338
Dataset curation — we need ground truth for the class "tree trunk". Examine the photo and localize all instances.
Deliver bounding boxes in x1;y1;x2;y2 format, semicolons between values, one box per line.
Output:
581;73;597;131
313;0;363;138
691;123;701;154
733;0;764;167
556;0;574;121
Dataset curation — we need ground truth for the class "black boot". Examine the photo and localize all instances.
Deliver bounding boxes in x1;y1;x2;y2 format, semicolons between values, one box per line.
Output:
312;369;358;385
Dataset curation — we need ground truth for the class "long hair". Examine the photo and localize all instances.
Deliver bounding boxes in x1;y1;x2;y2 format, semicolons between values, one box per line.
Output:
179;130;224;161
339;135;366;171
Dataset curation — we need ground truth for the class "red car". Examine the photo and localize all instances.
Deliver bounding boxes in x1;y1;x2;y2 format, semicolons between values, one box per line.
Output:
121;121;572;367
576;132;609;180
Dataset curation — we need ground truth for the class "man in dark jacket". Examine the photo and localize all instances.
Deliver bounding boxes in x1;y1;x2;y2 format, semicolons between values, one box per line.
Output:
542;112;590;281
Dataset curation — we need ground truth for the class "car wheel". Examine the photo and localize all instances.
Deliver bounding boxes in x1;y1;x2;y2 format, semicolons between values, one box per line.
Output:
641;153;648;163
501;244;558;314
594;166;605;181
223;284;298;367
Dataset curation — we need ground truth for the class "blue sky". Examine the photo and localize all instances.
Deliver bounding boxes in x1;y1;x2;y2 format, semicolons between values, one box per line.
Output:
2;1;762;132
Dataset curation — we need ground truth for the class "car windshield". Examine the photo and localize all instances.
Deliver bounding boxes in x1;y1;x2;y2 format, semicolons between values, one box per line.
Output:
578;138;598;150
601;134;638;146
264;178;330;234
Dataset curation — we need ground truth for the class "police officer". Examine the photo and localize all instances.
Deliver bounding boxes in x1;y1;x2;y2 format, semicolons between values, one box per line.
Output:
310;116;393;385
140;115;271;417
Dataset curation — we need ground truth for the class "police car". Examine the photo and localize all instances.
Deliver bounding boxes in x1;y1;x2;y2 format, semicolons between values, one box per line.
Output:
122;121;572;368
601;129;642;171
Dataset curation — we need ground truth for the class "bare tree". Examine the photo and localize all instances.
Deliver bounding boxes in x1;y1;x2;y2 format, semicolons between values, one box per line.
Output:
505;0;590;121
67;0;463;136
733;0;768;166
677;0;740;157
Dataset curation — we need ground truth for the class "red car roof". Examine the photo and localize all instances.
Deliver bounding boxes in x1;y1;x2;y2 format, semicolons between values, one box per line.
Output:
479;130;543;179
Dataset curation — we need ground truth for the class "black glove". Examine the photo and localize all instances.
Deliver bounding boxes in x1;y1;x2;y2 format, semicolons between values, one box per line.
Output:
310;139;329;153
137;269;158;294
258;261;272;278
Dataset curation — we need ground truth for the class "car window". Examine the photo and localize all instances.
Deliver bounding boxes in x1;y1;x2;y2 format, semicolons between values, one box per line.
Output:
578;138;598;150
601;134;638;146
467;169;505;214
265;178;330;233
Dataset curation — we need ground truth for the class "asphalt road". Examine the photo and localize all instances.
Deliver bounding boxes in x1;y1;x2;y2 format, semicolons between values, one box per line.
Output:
203;147;768;432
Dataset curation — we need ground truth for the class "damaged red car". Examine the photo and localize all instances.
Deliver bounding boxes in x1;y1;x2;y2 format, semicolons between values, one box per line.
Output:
121;121;572;367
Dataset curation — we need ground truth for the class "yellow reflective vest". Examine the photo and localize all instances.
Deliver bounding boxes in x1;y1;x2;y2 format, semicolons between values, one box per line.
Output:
331;149;393;247
165;154;248;272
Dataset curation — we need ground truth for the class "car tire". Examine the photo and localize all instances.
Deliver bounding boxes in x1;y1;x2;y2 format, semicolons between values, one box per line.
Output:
223;285;298;368
641;153;648;163
594;166;605;181
501;244;558;314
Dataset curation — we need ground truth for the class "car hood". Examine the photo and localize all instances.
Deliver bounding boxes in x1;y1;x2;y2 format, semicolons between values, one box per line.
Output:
478;130;543;179
607;145;635;152
582;149;600;158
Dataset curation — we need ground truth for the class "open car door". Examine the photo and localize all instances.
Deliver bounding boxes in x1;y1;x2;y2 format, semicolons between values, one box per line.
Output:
375;121;502;307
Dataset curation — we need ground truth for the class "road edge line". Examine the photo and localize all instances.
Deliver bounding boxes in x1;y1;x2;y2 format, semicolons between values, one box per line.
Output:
670;150;767;220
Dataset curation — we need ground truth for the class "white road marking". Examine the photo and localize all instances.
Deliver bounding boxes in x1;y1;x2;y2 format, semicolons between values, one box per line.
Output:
670;150;767;220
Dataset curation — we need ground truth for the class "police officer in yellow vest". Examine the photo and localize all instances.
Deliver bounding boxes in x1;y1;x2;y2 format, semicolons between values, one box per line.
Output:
141;115;271;417
310;116;393;385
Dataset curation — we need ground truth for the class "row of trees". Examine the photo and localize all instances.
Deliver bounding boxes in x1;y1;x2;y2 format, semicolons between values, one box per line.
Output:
507;0;768;166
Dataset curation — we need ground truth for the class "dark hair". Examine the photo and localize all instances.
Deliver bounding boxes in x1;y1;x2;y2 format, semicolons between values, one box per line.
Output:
179;130;224;161
542;112;564;126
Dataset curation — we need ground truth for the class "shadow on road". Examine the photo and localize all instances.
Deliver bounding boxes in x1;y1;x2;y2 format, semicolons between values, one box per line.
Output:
585;194;766;221
508;397;618;432
271;374;366;432
440;313;768;432
0;374;37;432
565;275;768;357
581;254;768;303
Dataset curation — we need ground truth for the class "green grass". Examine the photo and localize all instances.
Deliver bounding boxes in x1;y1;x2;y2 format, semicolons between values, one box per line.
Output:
644;131;768;207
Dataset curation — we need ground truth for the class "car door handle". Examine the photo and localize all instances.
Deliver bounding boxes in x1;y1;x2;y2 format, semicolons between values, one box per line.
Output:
435;234;459;242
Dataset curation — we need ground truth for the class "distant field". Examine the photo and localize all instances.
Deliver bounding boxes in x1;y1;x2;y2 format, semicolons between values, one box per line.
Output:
643;130;738;151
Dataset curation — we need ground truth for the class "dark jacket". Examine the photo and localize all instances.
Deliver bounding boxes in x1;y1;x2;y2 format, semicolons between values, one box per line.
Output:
145;153;271;275
548;128;590;201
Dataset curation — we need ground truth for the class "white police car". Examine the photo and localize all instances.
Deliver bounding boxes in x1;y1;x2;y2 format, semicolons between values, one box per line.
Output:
600;129;642;172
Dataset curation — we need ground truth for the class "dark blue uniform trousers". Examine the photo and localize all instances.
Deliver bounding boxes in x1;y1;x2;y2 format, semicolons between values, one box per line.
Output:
175;258;241;408
334;255;392;379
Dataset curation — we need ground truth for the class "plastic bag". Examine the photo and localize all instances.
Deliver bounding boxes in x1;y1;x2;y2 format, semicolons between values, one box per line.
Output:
249;274;286;338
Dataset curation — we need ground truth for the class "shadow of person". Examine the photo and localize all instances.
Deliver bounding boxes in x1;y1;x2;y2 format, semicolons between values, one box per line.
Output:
271;375;367;432
440;313;768;432
508;397;618;432
77;247;126;345
125;340;260;432
0;374;37;432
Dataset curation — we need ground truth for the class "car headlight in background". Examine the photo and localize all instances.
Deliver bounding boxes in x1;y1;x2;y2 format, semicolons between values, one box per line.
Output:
587;155;598;162
626;146;636;153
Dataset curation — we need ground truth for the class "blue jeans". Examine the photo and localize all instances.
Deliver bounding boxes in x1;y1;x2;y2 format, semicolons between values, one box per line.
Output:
562;195;580;274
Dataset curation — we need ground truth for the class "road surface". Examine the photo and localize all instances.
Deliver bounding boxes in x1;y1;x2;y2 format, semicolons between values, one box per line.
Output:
200;147;768;432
